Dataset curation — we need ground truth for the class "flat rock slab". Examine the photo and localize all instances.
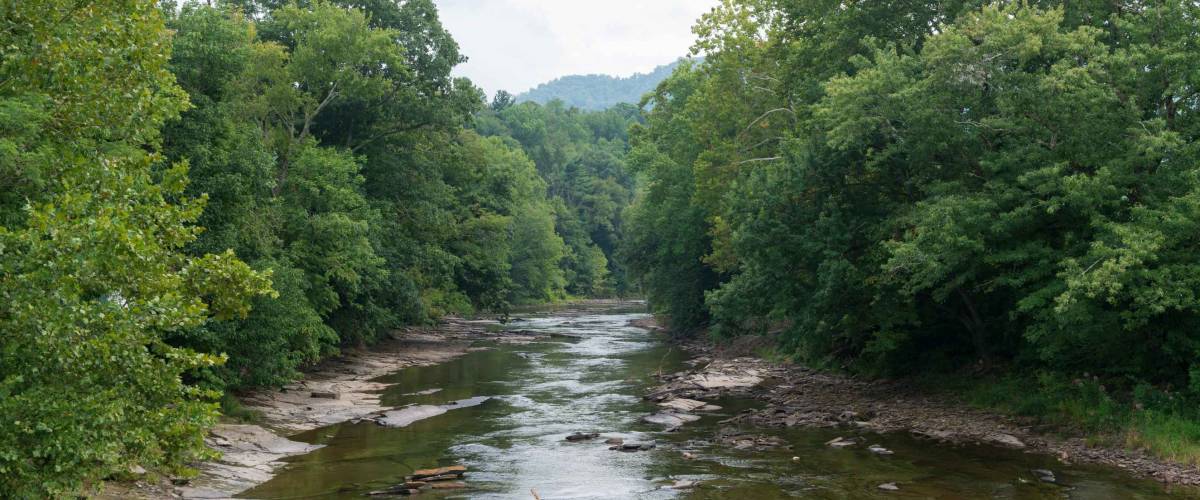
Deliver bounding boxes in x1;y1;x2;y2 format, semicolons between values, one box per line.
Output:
180;425;323;499
643;412;702;427
689;372;762;389
411;465;467;480
658;398;707;412
376;397;491;428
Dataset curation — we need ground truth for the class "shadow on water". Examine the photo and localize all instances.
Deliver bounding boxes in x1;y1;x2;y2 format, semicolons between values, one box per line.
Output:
241;305;1198;499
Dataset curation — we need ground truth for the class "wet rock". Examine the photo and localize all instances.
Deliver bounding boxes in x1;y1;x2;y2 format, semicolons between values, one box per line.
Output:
565;432;600;442
825;436;857;448
430;482;467;490
410;465;466;480
988;433;1027;449
643;412;701;427
878;482;900;491
612;440;656;452
604;437;624;445
659;398;707;412
375;397;490;428
669;480;697;489
1032;469;1057;484
681;451;697;460
310;391;339;399
368;486;419;496
868;444;894;455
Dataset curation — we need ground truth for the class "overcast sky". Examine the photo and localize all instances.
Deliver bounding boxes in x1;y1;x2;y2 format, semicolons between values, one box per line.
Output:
434;0;717;96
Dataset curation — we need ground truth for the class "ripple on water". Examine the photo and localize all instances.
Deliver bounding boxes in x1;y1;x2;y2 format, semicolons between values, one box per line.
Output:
240;307;1199;500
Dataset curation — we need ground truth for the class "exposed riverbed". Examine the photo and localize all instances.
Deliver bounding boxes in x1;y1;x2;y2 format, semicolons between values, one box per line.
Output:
235;303;1196;499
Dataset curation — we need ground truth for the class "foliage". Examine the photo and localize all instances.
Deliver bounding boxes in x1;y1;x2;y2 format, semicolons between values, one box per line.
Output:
626;0;1200;397
0;0;271;495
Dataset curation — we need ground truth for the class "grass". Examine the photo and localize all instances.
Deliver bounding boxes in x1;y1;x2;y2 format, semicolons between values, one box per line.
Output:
921;371;1200;466
219;393;263;423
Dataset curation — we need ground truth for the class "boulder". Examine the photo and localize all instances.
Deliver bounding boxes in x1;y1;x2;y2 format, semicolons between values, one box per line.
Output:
565;432;600;442
988;433;1026;449
878;482;900;491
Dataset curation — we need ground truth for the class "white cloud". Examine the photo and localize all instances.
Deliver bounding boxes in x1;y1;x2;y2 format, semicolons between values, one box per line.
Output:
434;0;716;96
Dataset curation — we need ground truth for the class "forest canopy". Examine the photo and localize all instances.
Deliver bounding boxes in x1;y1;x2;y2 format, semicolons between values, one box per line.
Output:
0;0;636;495
624;0;1200;403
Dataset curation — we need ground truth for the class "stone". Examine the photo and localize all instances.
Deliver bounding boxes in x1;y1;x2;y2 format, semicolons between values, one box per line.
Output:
878;482;900;491
868;444;894;455
310;391;339;399
988;433;1027;449
681;451;696;460
410;465;467;480
669;480;697;489
825;436;856;448
430;482;467;490
566;432;600;442
604;437;624;445
1032;469;1057;484
658;398;707;412
643;412;702;427
613;440;656;452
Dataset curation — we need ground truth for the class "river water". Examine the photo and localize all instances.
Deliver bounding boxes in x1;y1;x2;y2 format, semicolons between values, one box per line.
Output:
242;304;1196;499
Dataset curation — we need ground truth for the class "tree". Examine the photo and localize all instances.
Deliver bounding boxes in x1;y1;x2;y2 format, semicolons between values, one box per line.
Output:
0;1;270;495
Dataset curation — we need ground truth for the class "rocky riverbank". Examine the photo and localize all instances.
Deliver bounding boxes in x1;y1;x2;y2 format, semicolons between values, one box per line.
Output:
102;317;552;500
636;317;1200;487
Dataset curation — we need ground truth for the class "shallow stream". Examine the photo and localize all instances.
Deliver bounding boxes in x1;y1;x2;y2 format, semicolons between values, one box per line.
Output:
242;304;1196;499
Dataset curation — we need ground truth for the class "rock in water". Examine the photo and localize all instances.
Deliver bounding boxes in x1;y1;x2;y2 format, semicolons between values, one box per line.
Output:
565;432;600;442
825;436;856;448
376;405;447;427
613;440;656;452
430;482;467;490
868;444;894;455
1032;469;1057;484
604;437;624;445
410;465;467;480
878;482;900;491
643;412;702;427
658;398;707;412
669;480;697;489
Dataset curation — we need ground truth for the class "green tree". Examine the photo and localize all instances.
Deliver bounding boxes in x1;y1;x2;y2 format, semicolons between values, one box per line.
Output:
0;1;270;495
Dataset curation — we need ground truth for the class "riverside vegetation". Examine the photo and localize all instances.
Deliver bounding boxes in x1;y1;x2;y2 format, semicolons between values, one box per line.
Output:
3;0;1200;497
1;0;635;495
623;0;1200;472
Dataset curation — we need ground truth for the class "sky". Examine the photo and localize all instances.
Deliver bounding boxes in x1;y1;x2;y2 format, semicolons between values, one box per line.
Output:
434;0;717;96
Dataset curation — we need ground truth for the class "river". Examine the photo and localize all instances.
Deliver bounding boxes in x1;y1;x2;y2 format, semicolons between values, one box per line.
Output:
241;303;1195;499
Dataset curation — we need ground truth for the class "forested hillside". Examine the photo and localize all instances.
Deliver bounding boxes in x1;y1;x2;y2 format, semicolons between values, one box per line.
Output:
517;59;687;111
0;1;635;495
624;0;1200;459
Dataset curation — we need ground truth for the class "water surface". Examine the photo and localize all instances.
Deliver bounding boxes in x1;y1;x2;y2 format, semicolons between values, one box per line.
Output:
243;304;1196;499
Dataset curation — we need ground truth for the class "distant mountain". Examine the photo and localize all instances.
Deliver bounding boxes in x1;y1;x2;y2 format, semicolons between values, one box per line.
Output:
517;58;694;111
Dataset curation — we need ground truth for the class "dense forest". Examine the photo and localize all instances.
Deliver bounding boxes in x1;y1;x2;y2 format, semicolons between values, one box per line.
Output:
6;0;1200;496
517;59;686;111
624;0;1200;460
0;0;636;495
